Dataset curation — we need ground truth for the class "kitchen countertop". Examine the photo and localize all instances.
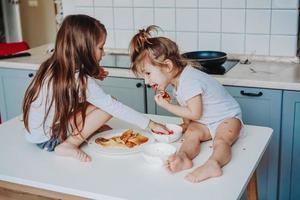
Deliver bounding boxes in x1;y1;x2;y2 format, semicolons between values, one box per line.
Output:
0;44;300;91
0;114;272;200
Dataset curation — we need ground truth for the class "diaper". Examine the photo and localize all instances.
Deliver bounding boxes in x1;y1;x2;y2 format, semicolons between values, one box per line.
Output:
206;114;245;139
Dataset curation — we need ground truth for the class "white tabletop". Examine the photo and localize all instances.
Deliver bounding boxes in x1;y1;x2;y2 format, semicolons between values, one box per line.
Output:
0;115;272;200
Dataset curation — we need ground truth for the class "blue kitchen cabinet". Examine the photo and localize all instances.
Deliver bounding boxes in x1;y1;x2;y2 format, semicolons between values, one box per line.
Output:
96;77;146;113
0;68;35;122
279;90;300;200
225;86;282;200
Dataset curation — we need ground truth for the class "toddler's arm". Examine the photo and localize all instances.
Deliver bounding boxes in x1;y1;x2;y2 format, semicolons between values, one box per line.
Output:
155;94;202;121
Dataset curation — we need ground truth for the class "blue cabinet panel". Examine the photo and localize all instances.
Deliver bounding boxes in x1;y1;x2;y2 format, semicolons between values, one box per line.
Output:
96;77;146;113
225;86;282;200
279;90;300;200
0;68;35;121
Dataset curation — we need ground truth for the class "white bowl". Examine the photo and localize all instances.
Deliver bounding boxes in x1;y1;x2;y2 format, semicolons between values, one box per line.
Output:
142;143;176;166
152;123;183;143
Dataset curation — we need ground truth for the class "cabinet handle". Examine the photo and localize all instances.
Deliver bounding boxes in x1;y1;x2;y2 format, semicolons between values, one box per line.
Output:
146;85;151;88
28;73;34;78
136;82;143;88
240;90;263;97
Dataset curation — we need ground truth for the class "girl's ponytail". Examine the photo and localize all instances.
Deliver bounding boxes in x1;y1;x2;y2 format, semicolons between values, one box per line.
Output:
129;25;160;62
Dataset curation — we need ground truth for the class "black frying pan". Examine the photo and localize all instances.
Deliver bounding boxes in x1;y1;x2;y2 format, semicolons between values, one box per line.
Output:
181;51;227;67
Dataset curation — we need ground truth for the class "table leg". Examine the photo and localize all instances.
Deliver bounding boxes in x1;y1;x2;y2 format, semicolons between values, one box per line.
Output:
247;171;258;200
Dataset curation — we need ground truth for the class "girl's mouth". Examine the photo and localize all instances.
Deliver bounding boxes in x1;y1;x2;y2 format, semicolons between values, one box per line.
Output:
151;84;159;91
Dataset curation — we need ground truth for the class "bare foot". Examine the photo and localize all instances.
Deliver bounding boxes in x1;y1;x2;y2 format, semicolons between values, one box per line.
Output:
165;152;193;173
185;159;222;183
54;142;91;162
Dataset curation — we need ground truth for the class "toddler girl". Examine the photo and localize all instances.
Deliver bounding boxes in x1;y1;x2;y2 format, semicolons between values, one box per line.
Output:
129;26;242;183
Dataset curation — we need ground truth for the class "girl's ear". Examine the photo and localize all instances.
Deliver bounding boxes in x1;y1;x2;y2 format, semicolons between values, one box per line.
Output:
163;59;174;73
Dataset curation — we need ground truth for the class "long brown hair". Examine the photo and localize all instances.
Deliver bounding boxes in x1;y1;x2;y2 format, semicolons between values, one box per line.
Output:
23;15;107;140
129;25;187;77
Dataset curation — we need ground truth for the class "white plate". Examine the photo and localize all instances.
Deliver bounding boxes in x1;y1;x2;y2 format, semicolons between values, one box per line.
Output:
88;129;154;155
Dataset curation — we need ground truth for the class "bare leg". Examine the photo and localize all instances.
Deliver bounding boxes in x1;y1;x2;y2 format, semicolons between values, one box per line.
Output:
166;121;211;173
55;104;112;162
185;118;241;182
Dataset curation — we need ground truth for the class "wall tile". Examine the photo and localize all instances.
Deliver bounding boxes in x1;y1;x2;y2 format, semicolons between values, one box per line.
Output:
154;0;175;7
158;31;176;42
105;29;115;48
198;33;221;50
222;0;246;8
176;32;198;52
272;0;299;9
221;33;245;54
246;10;271;34
245;34;269;55
270;35;297;56
134;8;154;30
176;9;198;31
175;0;197;8
154;8;176;31
198;0;221;8
271;10;299;35
114;8;133;29
133;0;153;7
199;9;221;32
114;0;133;7
115;30;134;48
246;0;271;8
222;9;246;33
95;7;114;29
74;7;94;16
94;0;113;7
75;0;93;6
64;0;299;57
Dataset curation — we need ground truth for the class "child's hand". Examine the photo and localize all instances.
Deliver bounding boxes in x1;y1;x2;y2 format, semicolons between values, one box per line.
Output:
148;120;173;135
154;93;170;107
97;67;109;80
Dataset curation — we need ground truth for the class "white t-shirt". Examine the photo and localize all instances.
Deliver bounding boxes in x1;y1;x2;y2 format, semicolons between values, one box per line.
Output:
25;76;150;143
174;65;241;125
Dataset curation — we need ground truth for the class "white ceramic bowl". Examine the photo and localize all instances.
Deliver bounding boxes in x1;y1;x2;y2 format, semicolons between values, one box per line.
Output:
152;123;183;143
142;143;176;166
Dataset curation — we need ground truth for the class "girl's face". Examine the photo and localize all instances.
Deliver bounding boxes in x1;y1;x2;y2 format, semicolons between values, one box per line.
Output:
141;61;170;91
95;35;106;62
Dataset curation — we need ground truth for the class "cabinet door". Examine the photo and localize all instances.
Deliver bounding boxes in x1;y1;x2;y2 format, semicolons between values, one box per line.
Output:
279;91;300;200
0;68;35;121
96;77;146;113
225;86;282;200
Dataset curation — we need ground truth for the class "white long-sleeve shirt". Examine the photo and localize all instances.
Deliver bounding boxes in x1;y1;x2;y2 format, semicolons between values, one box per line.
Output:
25;76;150;143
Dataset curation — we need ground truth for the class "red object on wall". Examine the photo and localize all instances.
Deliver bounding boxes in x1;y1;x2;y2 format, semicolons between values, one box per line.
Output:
0;41;30;56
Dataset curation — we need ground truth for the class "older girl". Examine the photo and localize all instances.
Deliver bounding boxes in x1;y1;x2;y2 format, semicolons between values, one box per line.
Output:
23;16;168;162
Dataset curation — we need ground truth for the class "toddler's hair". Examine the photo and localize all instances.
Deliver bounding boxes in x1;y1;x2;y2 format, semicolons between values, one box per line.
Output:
129;25;187;76
23;15;106;141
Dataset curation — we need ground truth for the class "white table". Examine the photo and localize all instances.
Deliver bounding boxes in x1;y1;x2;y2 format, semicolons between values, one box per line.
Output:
0;115;272;200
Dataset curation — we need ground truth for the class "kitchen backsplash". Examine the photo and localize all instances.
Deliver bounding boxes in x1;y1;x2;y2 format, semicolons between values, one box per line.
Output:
61;0;299;57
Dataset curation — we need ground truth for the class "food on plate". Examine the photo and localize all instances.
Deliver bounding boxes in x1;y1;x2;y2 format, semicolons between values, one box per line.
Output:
95;129;149;148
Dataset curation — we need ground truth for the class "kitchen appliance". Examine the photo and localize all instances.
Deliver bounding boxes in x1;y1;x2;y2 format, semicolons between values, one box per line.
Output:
181;51;227;67
181;51;239;75
198;59;239;75
101;52;239;75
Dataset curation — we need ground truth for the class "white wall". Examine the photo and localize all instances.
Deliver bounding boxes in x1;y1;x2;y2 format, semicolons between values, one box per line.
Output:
62;0;299;57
